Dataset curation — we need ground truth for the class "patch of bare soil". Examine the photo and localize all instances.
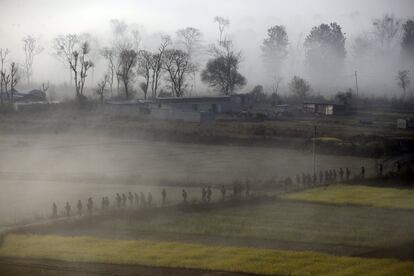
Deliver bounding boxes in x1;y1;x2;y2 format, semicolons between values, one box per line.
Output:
0;257;254;276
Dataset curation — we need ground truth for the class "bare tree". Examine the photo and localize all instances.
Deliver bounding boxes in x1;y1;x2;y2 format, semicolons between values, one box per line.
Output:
289;75;311;99
137;49;152;99
96;74;109;104
52;34;78;85
150;36;171;98
396;70;410;100
41;81;49;94
372;14;402;50
131;28;141;52
22;35;43;86
176;27;203;59
101;47;116;98
110;19;128;43
271;76;283;95
163;49;196;97
53;34;94;102
0;48;9;104
214;16;230;44
117;49;138;99
9;62;19;103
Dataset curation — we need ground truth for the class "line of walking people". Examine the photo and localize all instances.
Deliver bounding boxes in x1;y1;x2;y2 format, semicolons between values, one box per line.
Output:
51;189;168;218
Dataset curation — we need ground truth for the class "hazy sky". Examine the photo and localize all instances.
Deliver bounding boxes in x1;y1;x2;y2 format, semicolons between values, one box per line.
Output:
0;0;413;94
1;0;413;37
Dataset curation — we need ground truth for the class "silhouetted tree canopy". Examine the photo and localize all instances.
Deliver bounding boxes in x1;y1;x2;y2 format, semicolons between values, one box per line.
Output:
201;54;246;95
402;20;414;57
249;85;266;102
372;14;402;50
261;25;288;74
396;70;410;100
304;23;346;74
289;75;311;98
162;49;196;97
118;49;137;99
335;89;353;109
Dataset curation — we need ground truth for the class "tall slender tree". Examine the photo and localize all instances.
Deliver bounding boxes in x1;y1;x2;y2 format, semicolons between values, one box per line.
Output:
22;35;43;86
261;25;288;76
53;34;94;101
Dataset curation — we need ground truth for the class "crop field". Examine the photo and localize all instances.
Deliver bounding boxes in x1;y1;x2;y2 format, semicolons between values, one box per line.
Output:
283;184;414;210
27;197;414;251
1;234;414;276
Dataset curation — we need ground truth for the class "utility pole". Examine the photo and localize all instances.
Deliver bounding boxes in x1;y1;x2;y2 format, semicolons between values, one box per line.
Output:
354;70;359;97
312;125;317;175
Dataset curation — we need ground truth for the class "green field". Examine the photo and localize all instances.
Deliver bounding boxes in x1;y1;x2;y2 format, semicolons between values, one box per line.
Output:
1;234;413;276
48;199;414;249
283;184;414;210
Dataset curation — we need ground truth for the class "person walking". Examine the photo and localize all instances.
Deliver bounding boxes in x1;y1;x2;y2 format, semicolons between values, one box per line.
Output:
87;197;93;215
134;193;139;208
116;193;122;208
182;189;187;203
65;202;71;217
202;188;207;203
220;185;226;201
122;193;127;207
161;189;167;205
140;192;146;207
128;192;134;206
245;182;250;196
339;168;344;181
206;186;212;203
52;202;58;218
346;168;351;181
77;200;83;216
147;192;153;206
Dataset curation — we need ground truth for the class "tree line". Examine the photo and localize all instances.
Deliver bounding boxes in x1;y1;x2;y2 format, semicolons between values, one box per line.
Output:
0;14;413;104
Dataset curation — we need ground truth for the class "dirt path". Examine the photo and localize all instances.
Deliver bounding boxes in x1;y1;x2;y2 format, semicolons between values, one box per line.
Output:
0;257;255;276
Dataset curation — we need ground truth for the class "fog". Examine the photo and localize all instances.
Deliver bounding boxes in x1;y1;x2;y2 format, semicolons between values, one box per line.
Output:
1;0;414;98
0;132;372;225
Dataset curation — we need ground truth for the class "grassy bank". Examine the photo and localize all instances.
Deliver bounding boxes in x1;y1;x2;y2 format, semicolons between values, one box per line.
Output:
283;184;414;210
0;107;412;157
36;199;414;249
1;234;413;276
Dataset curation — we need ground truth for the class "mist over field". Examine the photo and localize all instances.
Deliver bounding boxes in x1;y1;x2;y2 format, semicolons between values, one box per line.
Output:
1;1;414;275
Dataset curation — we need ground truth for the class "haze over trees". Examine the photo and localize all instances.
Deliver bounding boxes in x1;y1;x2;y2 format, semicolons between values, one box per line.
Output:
201;40;246;95
372;14;402;51
118;49;138;99
22;35;43;86
402;19;414;57
396;70;410;100
1;9;414;103
261;25;288;78
304;23;346;80
0;48;21;104
289;75;311;99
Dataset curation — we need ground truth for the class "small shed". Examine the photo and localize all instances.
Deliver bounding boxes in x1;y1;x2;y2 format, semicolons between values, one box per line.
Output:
397;118;414;129
303;101;345;115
